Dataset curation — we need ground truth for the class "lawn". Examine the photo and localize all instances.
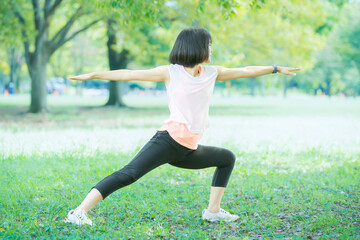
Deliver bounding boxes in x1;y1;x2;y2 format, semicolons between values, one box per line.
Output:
0;93;359;239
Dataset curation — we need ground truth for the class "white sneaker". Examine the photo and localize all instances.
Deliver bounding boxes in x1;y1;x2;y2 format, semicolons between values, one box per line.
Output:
64;209;93;226
202;208;239;222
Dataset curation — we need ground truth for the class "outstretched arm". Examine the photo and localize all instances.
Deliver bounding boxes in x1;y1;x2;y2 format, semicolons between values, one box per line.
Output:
215;65;300;81
68;65;170;84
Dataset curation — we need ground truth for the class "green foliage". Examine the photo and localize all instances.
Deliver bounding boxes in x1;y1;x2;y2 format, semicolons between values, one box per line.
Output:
1;0;358;98
48;28;108;78
90;0;164;25
300;1;360;96
331;2;360;72
0;1;26;47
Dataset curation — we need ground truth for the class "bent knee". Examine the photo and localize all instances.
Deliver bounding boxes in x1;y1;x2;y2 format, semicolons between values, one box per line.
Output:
223;149;236;166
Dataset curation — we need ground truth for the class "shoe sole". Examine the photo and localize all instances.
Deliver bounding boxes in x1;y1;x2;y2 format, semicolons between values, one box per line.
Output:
202;217;239;222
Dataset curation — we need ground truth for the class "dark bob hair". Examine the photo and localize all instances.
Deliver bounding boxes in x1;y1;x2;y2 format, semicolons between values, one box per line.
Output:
169;27;212;67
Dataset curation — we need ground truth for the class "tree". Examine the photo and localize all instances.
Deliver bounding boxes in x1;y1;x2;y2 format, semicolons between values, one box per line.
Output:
332;2;360;75
299;1;360;97
7;48;24;93
105;20;129;107
0;0;103;112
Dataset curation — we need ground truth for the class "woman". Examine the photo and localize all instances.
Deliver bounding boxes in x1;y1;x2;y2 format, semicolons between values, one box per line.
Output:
65;27;300;225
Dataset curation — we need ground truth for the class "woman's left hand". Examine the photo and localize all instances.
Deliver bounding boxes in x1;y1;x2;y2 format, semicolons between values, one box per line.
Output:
278;67;301;76
68;73;95;81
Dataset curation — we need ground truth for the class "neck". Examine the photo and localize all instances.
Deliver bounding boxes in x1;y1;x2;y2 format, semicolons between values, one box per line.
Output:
184;64;201;77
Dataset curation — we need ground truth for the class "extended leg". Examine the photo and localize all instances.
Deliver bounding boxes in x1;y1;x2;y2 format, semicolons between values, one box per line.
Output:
76;188;103;213
67;131;180;219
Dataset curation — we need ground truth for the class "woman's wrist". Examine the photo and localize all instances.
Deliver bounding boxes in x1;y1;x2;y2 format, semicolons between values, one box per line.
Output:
276;66;282;74
272;64;277;74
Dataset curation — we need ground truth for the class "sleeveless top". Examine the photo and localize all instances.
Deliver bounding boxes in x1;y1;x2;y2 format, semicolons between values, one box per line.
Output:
158;64;218;149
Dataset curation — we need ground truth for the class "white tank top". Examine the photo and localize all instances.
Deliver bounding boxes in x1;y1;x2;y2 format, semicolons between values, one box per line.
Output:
165;64;218;134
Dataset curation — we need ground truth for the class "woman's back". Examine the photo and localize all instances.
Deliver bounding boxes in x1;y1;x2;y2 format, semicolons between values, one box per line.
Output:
166;64;218;134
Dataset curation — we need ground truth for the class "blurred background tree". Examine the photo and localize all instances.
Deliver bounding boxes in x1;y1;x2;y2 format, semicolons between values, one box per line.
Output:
0;0;103;112
299;0;360;97
0;0;359;113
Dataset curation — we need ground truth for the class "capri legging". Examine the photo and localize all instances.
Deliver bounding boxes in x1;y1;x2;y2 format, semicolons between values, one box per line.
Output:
94;130;236;199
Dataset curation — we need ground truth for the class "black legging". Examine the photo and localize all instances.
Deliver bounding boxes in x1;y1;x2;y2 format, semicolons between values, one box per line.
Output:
94;131;236;199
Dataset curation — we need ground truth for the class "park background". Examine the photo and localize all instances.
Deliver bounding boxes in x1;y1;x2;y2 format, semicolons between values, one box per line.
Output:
0;0;359;239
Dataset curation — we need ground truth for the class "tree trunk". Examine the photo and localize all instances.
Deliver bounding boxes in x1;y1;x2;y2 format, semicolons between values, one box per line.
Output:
28;54;49;113
8;48;23;93
249;77;256;96
283;80;288;98
105;20;129;107
106;81;126;106
283;78;297;98
259;80;265;97
325;69;332;97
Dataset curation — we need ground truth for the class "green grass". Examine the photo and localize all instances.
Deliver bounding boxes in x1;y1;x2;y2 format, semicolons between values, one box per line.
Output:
0;94;359;239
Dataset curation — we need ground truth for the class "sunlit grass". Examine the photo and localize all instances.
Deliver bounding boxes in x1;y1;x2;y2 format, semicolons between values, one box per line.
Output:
0;94;359;239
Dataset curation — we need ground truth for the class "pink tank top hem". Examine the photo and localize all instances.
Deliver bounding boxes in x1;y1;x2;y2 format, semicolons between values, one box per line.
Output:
157;121;202;150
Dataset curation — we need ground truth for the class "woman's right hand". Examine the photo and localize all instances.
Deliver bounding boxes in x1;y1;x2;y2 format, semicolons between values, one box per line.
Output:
68;73;94;81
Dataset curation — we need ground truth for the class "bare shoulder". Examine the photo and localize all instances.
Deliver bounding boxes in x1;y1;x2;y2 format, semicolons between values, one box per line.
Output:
153;65;170;85
150;65;170;80
212;65;226;73
130;65;170;84
212;65;227;78
153;65;169;72
212;65;241;81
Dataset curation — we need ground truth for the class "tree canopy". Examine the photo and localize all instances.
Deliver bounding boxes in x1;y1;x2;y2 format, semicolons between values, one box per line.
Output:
0;0;359;112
